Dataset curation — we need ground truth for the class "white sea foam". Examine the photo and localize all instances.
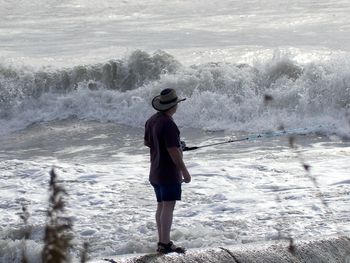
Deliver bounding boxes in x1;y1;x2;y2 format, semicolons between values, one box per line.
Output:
1;1;350;262
1;52;350;136
1;123;349;262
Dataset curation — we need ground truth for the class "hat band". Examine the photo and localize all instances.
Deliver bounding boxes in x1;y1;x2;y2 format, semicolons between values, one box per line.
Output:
159;97;178;104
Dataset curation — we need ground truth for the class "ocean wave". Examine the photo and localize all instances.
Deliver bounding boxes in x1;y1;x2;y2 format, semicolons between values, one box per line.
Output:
0;50;350;136
0;50;179;109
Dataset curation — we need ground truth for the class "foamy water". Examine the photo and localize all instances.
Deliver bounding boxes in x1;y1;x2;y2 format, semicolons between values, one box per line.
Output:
1;53;349;136
1;0;350;262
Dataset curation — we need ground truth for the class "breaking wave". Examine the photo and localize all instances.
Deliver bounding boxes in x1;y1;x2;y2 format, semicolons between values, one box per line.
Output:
1;50;350;136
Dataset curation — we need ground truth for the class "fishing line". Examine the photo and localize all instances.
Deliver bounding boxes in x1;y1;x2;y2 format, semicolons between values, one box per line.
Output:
182;127;308;152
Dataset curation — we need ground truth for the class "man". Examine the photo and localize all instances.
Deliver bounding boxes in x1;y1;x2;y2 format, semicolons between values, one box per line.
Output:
144;88;191;254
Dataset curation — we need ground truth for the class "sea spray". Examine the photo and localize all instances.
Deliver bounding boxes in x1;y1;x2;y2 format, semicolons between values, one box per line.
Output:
1;51;350;136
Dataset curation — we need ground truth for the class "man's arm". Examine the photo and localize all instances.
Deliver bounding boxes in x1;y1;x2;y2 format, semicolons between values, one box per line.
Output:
167;147;191;183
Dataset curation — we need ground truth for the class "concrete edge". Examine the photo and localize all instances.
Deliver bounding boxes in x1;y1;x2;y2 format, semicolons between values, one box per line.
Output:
98;235;350;263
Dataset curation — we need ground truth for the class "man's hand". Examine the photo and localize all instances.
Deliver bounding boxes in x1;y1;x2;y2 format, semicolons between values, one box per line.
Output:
182;169;191;183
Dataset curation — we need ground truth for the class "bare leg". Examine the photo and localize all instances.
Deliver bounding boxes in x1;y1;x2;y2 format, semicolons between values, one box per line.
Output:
159;201;176;244
156;202;162;242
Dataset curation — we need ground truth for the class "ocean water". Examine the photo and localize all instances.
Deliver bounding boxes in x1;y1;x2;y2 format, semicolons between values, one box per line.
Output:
1;0;350;262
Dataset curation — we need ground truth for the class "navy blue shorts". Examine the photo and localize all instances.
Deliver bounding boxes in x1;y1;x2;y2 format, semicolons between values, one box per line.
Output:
151;183;182;202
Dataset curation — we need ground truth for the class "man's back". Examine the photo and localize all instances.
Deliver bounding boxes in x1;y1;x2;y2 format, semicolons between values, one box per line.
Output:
144;88;191;254
144;112;181;184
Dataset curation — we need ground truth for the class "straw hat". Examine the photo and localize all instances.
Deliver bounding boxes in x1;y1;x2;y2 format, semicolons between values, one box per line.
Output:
152;89;186;111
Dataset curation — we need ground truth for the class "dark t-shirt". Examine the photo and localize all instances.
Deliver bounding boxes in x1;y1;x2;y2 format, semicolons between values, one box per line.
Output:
144;112;181;185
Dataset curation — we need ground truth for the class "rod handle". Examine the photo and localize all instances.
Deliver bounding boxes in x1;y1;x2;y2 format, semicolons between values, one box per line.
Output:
183;146;199;152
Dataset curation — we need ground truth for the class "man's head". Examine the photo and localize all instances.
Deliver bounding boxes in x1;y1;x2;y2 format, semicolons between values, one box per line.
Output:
152;88;186;113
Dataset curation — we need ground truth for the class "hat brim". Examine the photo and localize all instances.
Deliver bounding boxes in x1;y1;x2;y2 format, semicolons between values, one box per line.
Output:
152;96;186;111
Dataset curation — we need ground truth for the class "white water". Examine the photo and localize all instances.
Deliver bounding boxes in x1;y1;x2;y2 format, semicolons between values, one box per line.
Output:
1;54;350;136
1;0;350;262
1;120;349;262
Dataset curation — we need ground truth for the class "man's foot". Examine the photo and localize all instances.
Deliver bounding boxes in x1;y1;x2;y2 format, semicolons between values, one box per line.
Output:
157;241;186;254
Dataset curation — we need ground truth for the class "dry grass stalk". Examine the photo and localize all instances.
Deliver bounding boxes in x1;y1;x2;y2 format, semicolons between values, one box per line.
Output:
21;205;30;263
263;94;295;244
42;168;73;263
288;135;329;209
80;242;89;263
264;94;274;105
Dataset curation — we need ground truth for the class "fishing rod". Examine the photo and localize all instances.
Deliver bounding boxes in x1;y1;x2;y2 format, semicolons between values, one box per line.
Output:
182;128;308;152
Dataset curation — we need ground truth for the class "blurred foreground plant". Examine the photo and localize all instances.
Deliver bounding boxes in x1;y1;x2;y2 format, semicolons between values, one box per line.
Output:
20;169;89;263
41;169;73;263
20;205;30;263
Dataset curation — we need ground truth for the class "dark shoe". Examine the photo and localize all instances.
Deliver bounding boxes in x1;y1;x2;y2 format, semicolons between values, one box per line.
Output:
157;241;186;254
156;242;162;253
